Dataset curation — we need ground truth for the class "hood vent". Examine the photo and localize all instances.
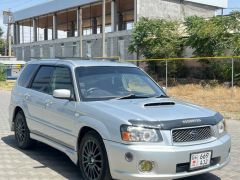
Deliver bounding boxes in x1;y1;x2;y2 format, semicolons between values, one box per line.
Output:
144;102;175;107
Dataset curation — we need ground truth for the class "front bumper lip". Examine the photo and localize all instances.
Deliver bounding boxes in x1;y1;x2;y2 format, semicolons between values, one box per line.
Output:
104;134;231;180
114;156;230;179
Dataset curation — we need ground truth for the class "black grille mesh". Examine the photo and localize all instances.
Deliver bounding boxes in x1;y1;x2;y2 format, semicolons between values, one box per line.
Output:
172;126;212;143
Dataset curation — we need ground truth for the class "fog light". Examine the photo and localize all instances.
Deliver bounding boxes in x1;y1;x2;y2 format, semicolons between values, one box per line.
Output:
138;160;154;172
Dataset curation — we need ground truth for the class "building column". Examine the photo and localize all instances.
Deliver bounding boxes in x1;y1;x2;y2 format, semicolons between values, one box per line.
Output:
53;14;57;40
102;0;106;57
13;23;17;44
33;18;37;42
44;28;48;40
77;8;83;57
92;18;98;34
111;0;117;32
134;0;138;23
21;24;24;43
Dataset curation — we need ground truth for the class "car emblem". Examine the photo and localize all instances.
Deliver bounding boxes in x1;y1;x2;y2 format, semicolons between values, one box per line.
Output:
182;119;201;124
189;130;198;138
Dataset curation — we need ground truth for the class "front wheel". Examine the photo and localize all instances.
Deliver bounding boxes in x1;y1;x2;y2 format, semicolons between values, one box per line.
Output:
79;131;112;180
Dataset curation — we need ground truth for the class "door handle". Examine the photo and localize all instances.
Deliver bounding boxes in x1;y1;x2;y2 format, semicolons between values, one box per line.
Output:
45;101;53;107
24;94;30;100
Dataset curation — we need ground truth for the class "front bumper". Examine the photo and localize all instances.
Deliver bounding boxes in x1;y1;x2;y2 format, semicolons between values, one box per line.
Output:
104;134;231;180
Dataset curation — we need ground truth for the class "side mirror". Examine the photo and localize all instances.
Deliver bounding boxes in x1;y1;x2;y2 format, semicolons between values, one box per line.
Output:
162;87;167;94
53;89;71;100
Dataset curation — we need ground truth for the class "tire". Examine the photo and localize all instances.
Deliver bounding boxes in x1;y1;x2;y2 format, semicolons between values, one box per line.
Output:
79;131;112;180
14;111;34;149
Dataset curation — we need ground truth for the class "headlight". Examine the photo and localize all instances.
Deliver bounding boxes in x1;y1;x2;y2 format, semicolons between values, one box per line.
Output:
120;125;163;142
217;120;226;135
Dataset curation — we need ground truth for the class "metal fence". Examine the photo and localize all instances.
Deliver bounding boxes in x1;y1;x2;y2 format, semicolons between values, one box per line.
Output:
126;56;240;121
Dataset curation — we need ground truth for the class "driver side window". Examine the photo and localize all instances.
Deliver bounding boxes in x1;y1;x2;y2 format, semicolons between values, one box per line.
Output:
51;67;75;99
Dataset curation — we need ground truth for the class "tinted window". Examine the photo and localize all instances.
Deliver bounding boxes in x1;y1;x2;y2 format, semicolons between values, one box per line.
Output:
31;66;55;94
51;67;74;96
18;64;39;88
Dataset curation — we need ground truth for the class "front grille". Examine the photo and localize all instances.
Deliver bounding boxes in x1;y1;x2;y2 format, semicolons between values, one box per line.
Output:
172;126;212;143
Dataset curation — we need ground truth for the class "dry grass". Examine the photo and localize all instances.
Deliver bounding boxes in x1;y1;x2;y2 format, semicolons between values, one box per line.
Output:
0;81;15;91
168;85;240;120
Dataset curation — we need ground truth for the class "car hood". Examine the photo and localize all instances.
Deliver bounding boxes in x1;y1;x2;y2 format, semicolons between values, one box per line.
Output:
84;97;221;129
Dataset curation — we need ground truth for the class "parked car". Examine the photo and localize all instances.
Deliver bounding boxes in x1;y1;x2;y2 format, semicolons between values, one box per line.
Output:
9;59;231;180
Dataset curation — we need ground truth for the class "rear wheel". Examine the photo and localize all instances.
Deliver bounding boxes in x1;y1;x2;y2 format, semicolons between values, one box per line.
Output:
14;111;34;149
79;131;112;180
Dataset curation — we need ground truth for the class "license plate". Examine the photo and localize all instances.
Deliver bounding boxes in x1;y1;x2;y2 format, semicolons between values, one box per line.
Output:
190;151;212;170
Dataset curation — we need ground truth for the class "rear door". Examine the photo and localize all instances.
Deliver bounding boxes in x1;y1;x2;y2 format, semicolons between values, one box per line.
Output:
42;66;77;149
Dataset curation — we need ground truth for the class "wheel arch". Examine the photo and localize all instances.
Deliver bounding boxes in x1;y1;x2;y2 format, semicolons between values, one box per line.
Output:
11;106;24;129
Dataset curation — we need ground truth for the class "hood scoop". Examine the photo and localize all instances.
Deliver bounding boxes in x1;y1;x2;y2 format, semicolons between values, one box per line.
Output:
144;102;175;107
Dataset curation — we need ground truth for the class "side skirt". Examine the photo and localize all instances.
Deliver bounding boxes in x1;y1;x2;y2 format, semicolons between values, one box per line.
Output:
30;132;78;165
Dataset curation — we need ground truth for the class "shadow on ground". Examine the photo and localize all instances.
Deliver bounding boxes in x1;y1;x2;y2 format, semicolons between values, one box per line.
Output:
1;135;221;180
1;135;82;180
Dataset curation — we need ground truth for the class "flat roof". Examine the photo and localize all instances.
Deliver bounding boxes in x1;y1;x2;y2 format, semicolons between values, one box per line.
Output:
13;0;100;22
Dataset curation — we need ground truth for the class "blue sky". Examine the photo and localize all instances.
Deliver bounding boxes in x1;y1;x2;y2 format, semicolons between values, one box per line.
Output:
0;0;240;37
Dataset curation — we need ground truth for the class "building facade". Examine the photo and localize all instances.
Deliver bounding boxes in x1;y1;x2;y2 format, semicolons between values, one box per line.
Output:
12;0;227;61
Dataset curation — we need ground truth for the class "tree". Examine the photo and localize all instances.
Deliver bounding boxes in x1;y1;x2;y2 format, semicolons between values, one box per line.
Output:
129;18;185;78
184;14;240;82
0;26;5;55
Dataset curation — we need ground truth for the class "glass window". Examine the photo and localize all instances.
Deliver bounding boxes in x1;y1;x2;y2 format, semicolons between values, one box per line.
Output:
51;67;74;96
18;64;39;88
75;66;165;101
31;66;55;94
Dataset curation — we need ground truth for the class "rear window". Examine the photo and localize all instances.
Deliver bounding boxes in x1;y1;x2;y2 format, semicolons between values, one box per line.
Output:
18;64;39;88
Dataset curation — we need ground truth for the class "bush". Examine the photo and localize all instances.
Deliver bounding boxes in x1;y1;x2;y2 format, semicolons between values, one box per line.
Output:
0;63;6;81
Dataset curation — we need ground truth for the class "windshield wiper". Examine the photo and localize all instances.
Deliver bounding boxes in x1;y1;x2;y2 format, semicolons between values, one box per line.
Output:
116;94;151;100
154;94;169;98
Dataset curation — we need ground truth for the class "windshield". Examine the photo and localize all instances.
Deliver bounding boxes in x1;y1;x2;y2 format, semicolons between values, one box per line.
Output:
75;66;166;101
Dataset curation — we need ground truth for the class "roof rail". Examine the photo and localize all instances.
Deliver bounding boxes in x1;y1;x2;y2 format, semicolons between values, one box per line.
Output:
55;57;120;62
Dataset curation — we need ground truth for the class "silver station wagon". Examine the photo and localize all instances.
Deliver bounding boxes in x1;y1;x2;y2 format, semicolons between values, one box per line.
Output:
9;59;231;180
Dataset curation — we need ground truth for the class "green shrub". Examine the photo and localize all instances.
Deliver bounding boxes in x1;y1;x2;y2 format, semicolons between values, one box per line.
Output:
0;63;6;81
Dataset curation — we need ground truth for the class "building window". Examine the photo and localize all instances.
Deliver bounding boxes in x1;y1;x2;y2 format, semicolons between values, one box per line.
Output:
30;47;34;57
73;42;77;57
87;42;92;57
57;9;77;39
61;44;64;57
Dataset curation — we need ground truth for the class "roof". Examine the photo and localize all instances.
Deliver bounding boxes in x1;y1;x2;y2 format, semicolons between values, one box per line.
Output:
27;59;136;68
13;0;228;22
13;0;100;22
185;0;228;9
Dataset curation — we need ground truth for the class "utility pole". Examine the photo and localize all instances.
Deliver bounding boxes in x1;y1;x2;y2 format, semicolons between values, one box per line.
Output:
102;0;106;57
3;10;13;56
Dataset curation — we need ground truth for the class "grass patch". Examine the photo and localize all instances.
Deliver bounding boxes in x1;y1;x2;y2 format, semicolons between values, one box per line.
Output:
168;84;240;120
0;81;15;91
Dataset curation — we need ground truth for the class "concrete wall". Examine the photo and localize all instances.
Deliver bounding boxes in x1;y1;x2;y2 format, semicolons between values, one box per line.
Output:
13;31;134;61
137;0;216;20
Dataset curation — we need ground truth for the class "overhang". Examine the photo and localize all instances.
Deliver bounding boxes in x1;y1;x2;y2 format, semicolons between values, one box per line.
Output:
185;0;228;9
13;0;100;22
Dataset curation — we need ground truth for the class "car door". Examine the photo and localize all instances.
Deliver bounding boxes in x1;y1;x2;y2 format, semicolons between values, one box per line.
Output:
42;66;77;150
27;65;55;134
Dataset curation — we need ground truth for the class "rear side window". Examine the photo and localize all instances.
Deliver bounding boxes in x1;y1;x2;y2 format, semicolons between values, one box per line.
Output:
31;66;55;94
18;64;39;88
